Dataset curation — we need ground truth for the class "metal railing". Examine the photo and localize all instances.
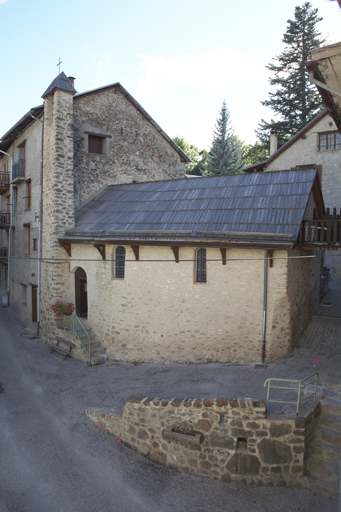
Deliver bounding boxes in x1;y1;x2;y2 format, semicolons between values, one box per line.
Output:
0;172;10;187
12;159;25;180
0;246;8;266
264;373;319;416
71;313;91;365
0;211;10;228
56;313;91;364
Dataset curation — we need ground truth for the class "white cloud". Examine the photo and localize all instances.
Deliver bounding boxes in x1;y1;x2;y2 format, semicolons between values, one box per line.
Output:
137;47;269;100
0;0;9;4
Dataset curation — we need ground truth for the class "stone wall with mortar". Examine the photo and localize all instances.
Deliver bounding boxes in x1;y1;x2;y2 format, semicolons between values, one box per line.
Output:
39;88;77;343
86;395;320;487
72;88;186;207
63;245;320;364
265;249;321;361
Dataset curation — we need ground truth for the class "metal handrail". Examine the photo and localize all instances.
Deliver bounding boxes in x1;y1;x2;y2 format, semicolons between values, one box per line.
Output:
71;313;91;365
264;373;319;416
56;312;91;364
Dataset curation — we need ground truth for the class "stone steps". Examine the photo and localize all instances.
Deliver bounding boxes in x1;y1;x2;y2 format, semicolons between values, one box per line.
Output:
84;327;107;365
305;382;341;498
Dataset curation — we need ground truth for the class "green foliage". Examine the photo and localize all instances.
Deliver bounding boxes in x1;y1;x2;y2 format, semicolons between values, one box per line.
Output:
256;2;325;145
206;101;243;175
242;141;270;167
173;136;207;176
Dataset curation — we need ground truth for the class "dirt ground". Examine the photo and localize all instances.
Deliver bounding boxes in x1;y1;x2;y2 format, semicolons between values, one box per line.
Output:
0;283;340;511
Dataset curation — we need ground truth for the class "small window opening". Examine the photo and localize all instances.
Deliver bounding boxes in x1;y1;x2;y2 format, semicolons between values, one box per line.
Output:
236;437;248;452
195;248;207;283
88;135;104;154
115;246;126;279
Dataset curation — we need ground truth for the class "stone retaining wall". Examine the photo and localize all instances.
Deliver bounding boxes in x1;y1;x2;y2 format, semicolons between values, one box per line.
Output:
86;395;319;487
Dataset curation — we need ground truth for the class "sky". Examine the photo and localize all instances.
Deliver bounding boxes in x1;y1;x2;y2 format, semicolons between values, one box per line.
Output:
0;0;340;150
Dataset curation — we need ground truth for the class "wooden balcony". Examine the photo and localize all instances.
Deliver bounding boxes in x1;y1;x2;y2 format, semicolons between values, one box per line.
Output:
298;208;341;250
0;212;10;229
0;172;10;195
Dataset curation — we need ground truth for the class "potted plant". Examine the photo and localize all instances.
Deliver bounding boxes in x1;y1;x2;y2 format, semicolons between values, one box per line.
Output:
48;300;75;318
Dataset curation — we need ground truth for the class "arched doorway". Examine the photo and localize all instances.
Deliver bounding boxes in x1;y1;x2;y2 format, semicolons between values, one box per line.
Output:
75;267;88;317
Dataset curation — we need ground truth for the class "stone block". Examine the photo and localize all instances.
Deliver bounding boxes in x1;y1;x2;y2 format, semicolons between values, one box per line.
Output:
258;439;292;464
226;453;260;475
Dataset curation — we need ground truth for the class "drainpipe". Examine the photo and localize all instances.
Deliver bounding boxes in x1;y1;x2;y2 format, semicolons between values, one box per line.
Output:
261;250;269;364
0;150;13;305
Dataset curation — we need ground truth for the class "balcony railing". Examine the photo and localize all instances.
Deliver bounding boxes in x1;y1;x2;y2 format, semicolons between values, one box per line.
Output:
299;208;341;248
12;159;25;181
0;212;10;228
0;172;10;188
299;219;341;246
0;246;8;266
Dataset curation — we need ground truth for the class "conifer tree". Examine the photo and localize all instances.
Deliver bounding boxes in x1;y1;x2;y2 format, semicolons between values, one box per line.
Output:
256;2;325;145
206;101;243;175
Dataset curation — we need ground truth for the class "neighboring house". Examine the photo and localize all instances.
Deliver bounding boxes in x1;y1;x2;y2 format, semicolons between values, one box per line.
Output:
307;41;341;133
0;72;189;328
243;109;341;280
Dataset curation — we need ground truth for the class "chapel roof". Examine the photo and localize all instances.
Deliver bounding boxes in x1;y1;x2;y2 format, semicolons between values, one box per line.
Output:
60;168;323;248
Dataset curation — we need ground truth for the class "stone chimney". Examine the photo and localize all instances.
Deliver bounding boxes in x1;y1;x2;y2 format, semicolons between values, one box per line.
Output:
270;131;278;156
68;76;76;88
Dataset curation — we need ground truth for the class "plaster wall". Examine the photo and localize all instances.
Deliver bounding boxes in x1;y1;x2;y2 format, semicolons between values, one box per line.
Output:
7;120;43;327
266;115;341;207
63;245;320;364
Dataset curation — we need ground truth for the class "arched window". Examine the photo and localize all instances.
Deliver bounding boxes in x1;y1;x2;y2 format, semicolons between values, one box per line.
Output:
195;248;207;283
115;246;126;279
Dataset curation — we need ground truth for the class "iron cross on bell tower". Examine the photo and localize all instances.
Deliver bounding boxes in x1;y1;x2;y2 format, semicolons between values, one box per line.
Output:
57;58;62;73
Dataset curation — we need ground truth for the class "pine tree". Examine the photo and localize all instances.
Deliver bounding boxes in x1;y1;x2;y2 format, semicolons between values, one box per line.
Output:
256;2;325;145
206;101;243;175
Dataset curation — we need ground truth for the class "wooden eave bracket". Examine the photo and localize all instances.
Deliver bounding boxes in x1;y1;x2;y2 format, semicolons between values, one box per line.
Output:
220;247;227;265
61;243;71;257
94;244;106;260
171;246;180;263
131;244;139;261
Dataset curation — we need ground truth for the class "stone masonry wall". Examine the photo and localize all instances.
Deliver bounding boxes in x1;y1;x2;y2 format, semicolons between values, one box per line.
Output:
86;395;319;487
39;88;77;343
65;245;319;364
72;87;186;207
266;249;320;361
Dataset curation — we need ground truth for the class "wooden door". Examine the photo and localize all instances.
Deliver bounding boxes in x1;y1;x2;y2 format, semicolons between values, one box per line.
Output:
31;285;37;323
75;267;88;317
